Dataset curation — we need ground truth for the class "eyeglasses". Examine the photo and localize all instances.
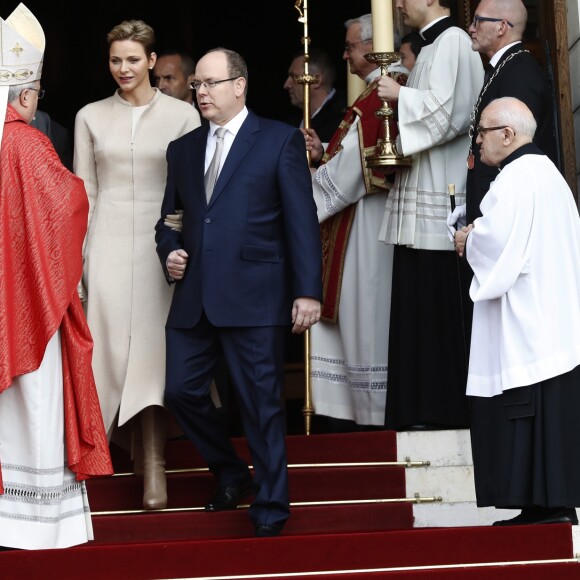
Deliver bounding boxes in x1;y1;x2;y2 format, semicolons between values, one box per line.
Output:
476;124;513;135
191;77;239;91
472;15;514;27
344;39;370;54
28;87;45;100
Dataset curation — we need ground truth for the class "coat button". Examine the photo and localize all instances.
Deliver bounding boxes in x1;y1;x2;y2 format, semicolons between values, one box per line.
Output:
205;218;211;223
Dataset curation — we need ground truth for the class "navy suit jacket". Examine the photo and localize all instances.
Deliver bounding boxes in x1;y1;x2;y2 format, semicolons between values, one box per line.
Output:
155;110;323;329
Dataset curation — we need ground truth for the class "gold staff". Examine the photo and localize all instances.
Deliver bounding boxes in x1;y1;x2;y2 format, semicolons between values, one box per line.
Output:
293;0;319;435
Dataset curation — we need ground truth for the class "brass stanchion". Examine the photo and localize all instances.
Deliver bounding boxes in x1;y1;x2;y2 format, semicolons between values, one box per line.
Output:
293;0;318;435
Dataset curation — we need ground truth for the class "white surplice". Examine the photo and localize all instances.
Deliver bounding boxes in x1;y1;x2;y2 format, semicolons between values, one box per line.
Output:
0;331;93;550
466;153;580;397
310;71;393;425
379;26;484;250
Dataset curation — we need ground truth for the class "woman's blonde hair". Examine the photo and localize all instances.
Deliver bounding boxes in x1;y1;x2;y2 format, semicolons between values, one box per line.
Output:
107;20;155;57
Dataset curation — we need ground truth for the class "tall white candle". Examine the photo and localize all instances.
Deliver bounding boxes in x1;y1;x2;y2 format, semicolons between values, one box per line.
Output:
371;0;394;52
347;64;367;106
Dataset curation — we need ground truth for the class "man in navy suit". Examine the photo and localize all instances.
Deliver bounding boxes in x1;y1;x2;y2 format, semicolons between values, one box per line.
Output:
155;48;323;538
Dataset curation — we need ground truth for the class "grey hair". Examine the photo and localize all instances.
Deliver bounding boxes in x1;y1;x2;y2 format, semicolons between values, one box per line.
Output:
345;13;373;42
491;97;537;138
8;81;36;103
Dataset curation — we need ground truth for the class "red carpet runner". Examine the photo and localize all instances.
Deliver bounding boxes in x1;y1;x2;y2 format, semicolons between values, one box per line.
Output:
0;431;577;579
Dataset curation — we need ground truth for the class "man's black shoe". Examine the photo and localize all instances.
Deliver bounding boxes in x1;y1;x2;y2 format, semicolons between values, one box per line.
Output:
493;507;578;526
255;524;282;538
204;479;258;512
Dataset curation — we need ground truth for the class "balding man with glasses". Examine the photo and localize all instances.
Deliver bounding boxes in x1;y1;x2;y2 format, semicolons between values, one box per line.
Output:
447;0;559;356
449;0;559;230
455;97;580;527
155;47;322;538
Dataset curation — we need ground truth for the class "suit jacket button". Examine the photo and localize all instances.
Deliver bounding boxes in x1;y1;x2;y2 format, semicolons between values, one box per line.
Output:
205;218;211;223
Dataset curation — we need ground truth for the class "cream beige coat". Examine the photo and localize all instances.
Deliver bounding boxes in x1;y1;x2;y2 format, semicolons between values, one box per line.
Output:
74;89;200;434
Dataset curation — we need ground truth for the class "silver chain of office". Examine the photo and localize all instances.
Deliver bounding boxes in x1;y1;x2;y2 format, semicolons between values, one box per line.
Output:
467;49;530;159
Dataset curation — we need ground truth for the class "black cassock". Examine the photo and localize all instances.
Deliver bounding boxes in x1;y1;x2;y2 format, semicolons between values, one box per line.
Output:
470;365;580;508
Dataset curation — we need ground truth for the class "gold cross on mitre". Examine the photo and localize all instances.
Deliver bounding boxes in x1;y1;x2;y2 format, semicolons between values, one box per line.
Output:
0;4;46;156
10;42;24;57
0;4;46;84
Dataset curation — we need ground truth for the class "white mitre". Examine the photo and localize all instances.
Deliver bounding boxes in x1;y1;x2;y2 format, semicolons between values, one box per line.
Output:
0;3;45;150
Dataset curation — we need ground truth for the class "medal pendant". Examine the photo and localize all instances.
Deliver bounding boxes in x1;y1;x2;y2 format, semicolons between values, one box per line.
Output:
467;154;474;170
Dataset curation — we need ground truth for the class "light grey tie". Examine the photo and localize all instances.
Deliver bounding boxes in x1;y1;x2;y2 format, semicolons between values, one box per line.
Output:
205;127;226;202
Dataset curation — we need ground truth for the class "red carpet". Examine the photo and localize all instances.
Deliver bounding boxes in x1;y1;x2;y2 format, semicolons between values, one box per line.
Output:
253;563;580;580
0;431;576;579
87;465;407;512
91;502;412;542
0;525;574;579
108;430;399;472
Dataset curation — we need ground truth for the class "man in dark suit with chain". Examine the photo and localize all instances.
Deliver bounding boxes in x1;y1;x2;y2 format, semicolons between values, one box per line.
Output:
447;0;559;349
449;0;558;229
155;48;322;538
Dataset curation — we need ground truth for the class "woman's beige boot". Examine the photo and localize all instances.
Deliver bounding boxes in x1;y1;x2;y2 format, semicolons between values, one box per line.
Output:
132;415;144;476
140;406;168;510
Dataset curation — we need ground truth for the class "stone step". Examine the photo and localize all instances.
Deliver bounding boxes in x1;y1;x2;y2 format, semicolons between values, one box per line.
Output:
414;501;518;528
406;464;479;503
397;429;516;527
396;429;473;467
395;427;580;555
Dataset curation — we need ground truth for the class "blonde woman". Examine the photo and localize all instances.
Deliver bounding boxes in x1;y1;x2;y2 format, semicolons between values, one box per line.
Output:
74;19;200;510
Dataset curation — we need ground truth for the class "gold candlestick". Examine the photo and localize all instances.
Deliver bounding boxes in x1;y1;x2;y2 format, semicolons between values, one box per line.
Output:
365;52;412;169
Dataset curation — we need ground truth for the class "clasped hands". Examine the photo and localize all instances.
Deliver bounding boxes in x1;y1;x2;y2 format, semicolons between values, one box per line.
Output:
446;203;473;257
163;210;188;280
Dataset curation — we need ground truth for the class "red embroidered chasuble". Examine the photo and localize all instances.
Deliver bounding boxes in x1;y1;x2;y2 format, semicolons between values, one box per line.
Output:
319;74;406;322
0;105;113;492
